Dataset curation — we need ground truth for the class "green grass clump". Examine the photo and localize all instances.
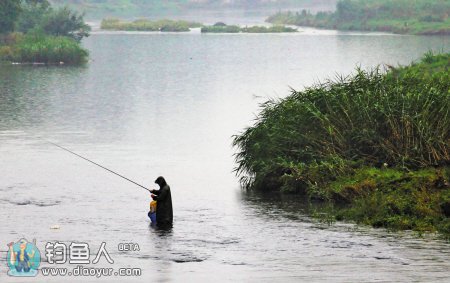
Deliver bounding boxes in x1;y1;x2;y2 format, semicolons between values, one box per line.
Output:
101;18;202;32
241;25;297;33
233;52;450;235
332;167;450;236
0;33;88;64
201;24;297;33
200;25;241;33
266;0;450;35
392;52;450;76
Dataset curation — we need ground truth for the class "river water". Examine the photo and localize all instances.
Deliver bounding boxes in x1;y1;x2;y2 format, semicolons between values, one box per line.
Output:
0;27;449;282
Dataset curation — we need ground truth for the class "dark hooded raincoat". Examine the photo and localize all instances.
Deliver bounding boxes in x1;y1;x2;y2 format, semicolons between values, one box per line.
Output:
152;177;173;227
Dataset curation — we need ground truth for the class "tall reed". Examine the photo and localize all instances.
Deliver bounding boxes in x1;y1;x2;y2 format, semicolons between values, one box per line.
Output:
233;53;450;191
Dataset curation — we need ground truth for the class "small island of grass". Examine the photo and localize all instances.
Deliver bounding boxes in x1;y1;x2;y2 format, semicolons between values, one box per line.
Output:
100;19;297;34
201;22;297;33
233;52;450;238
200;24;241;33
0;33;88;65
100;18;203;32
266;0;450;35
0;0;90;65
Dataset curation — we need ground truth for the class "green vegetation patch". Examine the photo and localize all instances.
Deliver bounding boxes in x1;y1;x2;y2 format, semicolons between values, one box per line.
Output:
201;25;241;33
233;52;450;236
332;167;450;236
201;23;297;33
241;26;298;33
0;33;88;65
101;18;202;32
0;0;90;65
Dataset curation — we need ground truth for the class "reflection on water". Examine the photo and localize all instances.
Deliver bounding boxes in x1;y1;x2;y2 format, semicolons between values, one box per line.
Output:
0;31;449;281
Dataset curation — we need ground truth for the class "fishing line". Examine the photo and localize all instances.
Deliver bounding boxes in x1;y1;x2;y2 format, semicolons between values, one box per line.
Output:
45;139;151;192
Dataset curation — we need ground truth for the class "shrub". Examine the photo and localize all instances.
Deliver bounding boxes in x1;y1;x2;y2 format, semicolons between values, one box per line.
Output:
40;7;91;42
9;34;88;64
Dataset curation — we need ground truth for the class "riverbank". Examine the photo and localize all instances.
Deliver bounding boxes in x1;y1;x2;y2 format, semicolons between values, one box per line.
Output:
233;52;450;237
266;0;450;35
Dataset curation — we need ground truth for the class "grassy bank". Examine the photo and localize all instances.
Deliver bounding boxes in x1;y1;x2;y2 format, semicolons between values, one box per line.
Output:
329;167;450;235
233;52;450;237
267;0;450;35
101;18;202;32
0;33;88;65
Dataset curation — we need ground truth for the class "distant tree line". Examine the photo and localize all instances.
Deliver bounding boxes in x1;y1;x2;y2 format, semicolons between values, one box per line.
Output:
50;0;326;9
266;0;450;35
47;0;336;16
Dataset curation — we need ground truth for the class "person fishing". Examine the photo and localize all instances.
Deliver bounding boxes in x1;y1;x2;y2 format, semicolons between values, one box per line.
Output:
150;176;173;227
40;140;174;227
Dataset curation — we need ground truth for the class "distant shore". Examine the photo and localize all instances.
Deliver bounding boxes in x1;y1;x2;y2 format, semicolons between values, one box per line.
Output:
266;0;450;35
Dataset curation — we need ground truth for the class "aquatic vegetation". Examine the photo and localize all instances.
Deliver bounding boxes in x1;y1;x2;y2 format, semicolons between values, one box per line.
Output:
241;26;297;33
101;18;202;32
201;24;297;33
0;33;88;64
267;0;450;35
200;25;241;33
0;0;89;65
233;52;450;236
101;19;297;34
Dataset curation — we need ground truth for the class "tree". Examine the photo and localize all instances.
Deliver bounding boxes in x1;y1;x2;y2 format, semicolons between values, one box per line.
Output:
40;7;91;42
0;0;22;34
16;0;51;33
336;0;363;22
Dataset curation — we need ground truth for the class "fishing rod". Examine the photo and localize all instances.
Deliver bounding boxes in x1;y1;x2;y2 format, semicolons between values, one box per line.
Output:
45;140;151;192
